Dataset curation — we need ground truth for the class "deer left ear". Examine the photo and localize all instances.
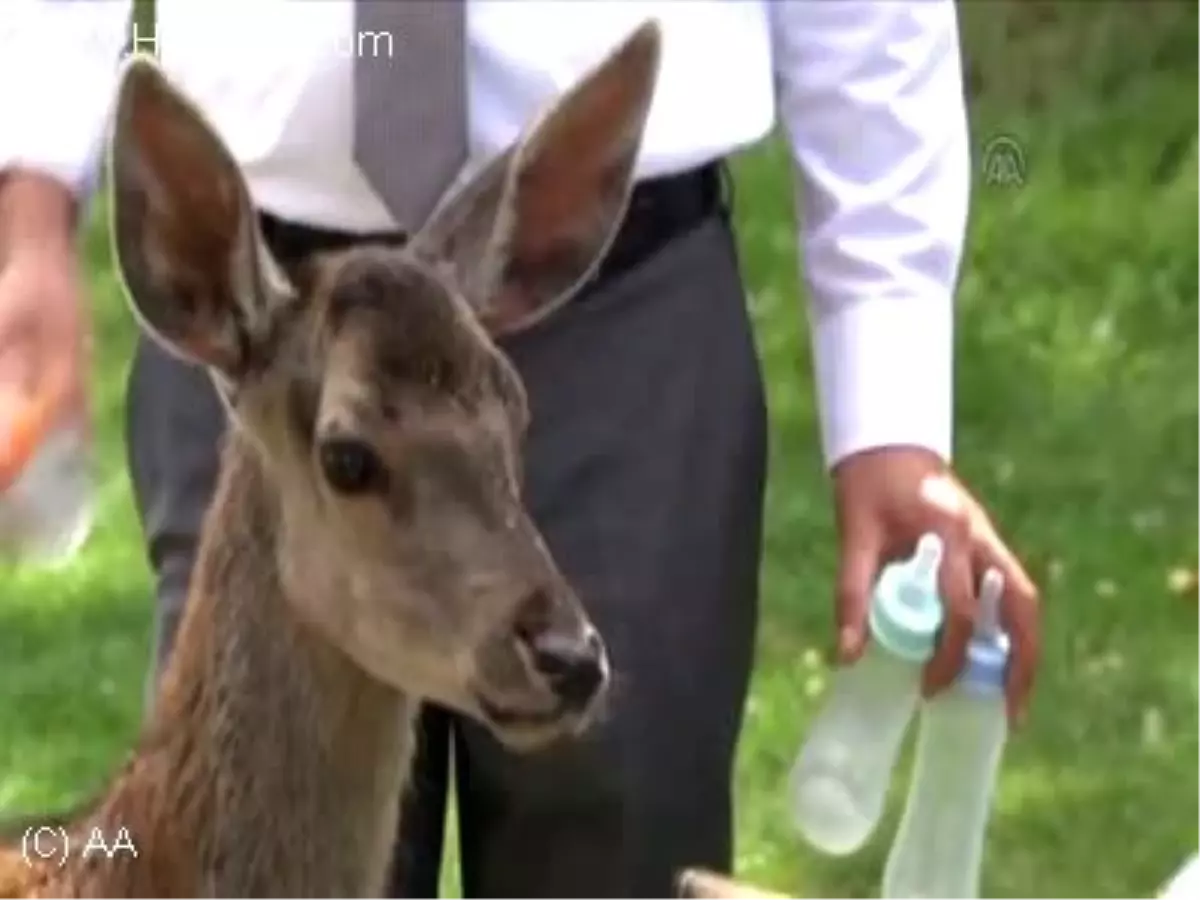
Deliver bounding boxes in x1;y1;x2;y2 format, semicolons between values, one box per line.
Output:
108;54;293;378
409;20;662;337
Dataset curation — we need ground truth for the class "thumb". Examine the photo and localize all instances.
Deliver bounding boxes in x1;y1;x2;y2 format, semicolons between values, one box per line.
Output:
835;525;884;664
37;335;79;422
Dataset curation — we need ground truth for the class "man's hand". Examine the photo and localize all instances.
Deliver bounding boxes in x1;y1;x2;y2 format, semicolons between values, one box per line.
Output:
0;173;88;478
832;446;1041;724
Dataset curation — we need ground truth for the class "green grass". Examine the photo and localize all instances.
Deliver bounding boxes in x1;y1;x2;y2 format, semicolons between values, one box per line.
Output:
2;6;1197;897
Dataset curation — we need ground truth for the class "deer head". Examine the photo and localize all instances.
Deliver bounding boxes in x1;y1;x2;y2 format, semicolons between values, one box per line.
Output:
107;22;662;749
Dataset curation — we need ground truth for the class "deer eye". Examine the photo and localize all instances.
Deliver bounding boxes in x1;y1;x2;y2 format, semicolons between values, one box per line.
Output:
318;437;383;495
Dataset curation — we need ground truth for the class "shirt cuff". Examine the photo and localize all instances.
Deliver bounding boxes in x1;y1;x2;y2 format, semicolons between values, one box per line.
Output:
812;293;953;467
0;3;131;198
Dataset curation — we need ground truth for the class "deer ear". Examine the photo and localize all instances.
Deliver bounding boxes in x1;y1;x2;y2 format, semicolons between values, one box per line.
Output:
411;20;662;337
108;54;291;377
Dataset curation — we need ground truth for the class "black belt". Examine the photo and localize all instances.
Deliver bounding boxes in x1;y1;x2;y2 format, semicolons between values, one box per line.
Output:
258;161;726;289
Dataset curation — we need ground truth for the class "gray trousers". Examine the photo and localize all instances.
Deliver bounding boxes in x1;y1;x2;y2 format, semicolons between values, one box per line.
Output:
127;201;768;898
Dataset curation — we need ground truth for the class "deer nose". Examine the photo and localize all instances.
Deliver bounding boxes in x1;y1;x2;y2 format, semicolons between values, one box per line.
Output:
528;628;606;710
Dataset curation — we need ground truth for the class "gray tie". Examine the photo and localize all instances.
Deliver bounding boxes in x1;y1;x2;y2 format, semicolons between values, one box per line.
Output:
353;0;468;231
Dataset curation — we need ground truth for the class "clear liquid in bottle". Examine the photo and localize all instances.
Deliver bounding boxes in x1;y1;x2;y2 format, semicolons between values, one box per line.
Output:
881;568;1011;898
0;389;94;567
789;534;946;856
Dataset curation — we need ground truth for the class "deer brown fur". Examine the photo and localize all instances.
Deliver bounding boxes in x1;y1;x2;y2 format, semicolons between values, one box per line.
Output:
0;21;661;898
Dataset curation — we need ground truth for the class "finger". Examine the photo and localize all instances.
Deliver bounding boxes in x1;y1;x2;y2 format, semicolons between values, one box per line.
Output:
0;324;36;391
975;535;1041;725
37;339;78;426
922;521;977;696
834;523;885;664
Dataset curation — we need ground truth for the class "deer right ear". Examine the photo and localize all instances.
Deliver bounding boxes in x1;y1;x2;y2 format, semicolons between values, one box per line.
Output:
108;55;291;377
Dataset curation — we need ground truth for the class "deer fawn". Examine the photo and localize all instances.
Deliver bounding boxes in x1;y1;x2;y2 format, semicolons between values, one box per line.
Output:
1;20;661;898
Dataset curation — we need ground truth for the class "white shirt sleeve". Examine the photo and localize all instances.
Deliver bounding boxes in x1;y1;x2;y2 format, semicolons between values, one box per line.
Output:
0;0;133;196
768;0;970;467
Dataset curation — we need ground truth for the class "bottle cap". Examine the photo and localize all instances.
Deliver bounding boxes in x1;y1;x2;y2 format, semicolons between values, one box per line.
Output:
868;533;946;663
0;390;55;492
959;567;1011;696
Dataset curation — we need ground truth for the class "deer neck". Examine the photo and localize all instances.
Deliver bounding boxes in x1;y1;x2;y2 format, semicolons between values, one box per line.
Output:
91;432;415;897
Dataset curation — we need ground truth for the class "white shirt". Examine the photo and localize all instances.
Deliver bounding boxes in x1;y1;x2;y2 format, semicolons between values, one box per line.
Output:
0;0;970;468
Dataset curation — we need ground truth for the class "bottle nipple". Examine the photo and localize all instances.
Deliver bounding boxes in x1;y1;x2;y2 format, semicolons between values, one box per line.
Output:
897;533;944;608
911;533;943;581
975;568;1005;639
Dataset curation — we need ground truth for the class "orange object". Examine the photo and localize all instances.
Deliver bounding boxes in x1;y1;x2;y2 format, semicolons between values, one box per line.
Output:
0;391;55;492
